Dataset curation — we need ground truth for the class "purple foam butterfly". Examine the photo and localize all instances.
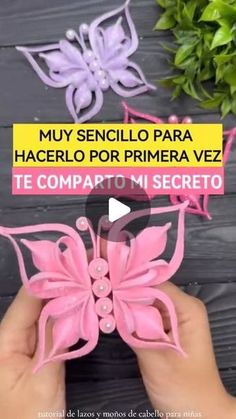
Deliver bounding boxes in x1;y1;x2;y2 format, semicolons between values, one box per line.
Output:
16;1;155;123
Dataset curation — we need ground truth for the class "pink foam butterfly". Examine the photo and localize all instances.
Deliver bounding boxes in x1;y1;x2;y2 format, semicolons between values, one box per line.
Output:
0;201;188;371
170;128;236;219
123;102;236;219
16;1;155;123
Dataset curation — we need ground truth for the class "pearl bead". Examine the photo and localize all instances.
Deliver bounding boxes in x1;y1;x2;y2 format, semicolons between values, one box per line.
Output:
83;50;95;64
94;70;106;80
89;258;109;280
168;115;179;124
66;29;76;40
89;59;100;72
95;297;113;317
99;78;110;91
92;277;111;298
80;23;89;35
182;116;192;124
99;315;116;334
76;216;88;231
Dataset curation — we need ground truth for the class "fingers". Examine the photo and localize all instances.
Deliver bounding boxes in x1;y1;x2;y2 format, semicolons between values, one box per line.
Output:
158;282;208;325
0;287;42;357
134;282;211;362
31;319;65;385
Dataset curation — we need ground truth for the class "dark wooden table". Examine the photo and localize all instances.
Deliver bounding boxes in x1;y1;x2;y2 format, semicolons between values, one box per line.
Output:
0;0;236;412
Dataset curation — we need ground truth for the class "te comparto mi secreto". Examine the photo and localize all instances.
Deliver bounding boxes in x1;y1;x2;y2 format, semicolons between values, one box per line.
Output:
14;173;223;191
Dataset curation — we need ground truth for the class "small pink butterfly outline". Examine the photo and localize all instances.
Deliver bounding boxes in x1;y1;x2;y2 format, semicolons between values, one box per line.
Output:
123;102;236;220
16;0;155;123
0;201;188;371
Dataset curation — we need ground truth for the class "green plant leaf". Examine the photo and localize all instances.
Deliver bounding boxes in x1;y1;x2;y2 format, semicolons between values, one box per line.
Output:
155;0;236;117
201;95;223;109
214;53;236;65
155;11;176;30
156;0;166;7
174;44;196;66
231;97;236;114
211;25;233;49
221;97;231;117
211;0;236;21
171;84;182;99
182;80;202;100
185;0;198;20
224;65;236;86
200;3;220;21
159;77;176;88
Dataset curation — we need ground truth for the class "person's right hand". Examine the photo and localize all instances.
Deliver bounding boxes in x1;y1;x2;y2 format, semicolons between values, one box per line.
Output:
135;283;236;419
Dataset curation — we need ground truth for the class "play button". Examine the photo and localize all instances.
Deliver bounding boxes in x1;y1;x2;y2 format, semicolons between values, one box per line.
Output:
108;198;131;222
85;176;151;242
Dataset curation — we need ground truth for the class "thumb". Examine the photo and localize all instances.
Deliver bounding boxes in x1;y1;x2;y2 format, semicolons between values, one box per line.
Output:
134;282;211;362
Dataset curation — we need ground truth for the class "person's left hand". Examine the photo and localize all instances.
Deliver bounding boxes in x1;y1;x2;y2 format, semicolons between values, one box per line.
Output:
0;288;66;419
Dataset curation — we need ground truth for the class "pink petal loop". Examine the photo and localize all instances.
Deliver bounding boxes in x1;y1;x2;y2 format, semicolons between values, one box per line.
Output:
127;224;171;270
34;294;99;371
52;309;83;353
29;272;81;299
129;303;170;341
0;222;89;290
114;287;184;354
109;201;188;286
22;239;60;273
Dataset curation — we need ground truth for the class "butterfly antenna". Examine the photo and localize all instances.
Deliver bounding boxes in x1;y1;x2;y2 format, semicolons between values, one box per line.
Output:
66;28;86;51
76;217;97;258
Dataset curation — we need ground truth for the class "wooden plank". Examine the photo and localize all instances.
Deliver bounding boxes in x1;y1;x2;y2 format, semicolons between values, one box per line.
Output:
1;284;236;389
0;0;164;47
2;42;236;126
65;371;236;409
66;379;152;412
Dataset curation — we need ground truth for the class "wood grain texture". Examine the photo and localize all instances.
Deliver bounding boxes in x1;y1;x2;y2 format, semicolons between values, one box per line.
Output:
0;0;236;407
66;372;236;411
2;42;236;126
0;0;163;47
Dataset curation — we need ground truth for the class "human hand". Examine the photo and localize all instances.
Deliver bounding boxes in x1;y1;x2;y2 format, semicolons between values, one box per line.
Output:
135;283;236;419
0;288;65;419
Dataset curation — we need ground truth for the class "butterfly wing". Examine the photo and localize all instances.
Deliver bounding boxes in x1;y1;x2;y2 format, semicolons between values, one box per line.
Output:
16;40;103;123
107;202;188;353
0;222;99;369
88;0;156;97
